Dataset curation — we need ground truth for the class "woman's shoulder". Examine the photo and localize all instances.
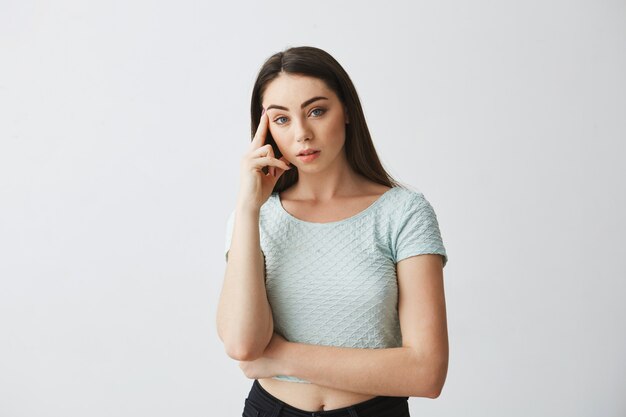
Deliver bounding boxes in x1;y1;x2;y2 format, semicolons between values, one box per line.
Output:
382;184;427;206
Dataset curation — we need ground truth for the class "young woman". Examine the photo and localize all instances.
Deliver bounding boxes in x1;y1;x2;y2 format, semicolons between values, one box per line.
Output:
217;46;449;417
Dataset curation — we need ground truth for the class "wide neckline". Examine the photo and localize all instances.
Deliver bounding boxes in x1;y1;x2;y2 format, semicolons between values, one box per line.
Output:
274;187;398;226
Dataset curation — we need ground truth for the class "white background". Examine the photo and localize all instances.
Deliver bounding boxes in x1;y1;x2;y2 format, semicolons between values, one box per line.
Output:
1;1;625;416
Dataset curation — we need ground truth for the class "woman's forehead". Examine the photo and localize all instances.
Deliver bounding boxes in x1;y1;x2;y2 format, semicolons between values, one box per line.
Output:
263;73;335;103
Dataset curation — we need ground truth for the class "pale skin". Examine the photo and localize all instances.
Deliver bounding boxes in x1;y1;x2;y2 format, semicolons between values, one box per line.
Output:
230;73;449;410
238;254;448;399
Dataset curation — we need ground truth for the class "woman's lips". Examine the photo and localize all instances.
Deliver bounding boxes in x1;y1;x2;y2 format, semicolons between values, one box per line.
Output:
296;150;320;162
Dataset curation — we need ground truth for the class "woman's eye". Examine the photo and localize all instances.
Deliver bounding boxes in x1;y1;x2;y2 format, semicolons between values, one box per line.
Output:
274;116;288;125
310;108;325;117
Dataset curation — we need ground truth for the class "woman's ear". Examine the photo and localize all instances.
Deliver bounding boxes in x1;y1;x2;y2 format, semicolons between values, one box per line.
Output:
344;105;350;124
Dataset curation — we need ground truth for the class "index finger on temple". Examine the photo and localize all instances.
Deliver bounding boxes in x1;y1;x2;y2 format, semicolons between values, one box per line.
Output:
251;109;268;148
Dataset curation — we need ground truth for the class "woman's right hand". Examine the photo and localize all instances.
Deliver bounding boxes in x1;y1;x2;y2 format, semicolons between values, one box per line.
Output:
236;109;292;211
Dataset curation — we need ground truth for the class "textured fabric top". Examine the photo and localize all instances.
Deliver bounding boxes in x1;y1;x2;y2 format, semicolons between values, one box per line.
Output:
223;186;448;383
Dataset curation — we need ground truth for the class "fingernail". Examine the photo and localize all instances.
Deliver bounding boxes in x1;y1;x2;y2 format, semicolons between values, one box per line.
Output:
261;107;265;115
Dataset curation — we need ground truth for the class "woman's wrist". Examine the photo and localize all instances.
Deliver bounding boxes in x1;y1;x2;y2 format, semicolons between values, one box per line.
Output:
278;339;301;378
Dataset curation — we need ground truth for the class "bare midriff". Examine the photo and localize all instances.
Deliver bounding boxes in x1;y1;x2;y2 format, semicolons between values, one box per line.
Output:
258;378;377;412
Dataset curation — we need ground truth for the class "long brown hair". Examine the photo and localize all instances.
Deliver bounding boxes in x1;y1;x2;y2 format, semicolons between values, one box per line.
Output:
250;46;407;193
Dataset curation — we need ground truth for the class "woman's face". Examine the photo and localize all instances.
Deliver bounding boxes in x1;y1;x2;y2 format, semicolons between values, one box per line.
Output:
261;73;349;173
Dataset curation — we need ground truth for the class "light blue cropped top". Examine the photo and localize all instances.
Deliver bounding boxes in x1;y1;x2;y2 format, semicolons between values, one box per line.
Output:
224;186;448;383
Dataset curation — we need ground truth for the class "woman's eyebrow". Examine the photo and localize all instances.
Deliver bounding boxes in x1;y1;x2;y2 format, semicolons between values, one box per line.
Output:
266;96;328;111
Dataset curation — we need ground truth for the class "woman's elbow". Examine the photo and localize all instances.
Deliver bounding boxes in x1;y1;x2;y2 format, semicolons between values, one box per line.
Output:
427;358;448;398
224;343;265;361
222;330;272;361
427;385;443;399
412;351;448;398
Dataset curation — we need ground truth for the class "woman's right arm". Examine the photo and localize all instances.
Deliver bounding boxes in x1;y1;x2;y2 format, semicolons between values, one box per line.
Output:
216;108;291;361
216;202;271;361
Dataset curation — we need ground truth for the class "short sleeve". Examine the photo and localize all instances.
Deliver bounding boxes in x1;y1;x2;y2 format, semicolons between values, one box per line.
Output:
224;210;235;262
393;192;448;268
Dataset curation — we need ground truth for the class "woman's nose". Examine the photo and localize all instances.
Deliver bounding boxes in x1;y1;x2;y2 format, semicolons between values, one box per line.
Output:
294;118;312;142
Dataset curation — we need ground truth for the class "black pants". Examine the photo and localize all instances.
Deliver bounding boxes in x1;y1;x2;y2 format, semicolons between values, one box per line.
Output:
242;379;410;417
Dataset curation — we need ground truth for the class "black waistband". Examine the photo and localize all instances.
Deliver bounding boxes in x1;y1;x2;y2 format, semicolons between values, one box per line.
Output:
246;379;409;417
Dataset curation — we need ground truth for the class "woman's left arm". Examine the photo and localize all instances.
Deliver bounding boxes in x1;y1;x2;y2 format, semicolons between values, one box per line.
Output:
239;254;449;398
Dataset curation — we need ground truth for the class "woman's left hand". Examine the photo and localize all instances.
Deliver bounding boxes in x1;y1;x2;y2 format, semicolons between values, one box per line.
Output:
238;332;291;379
